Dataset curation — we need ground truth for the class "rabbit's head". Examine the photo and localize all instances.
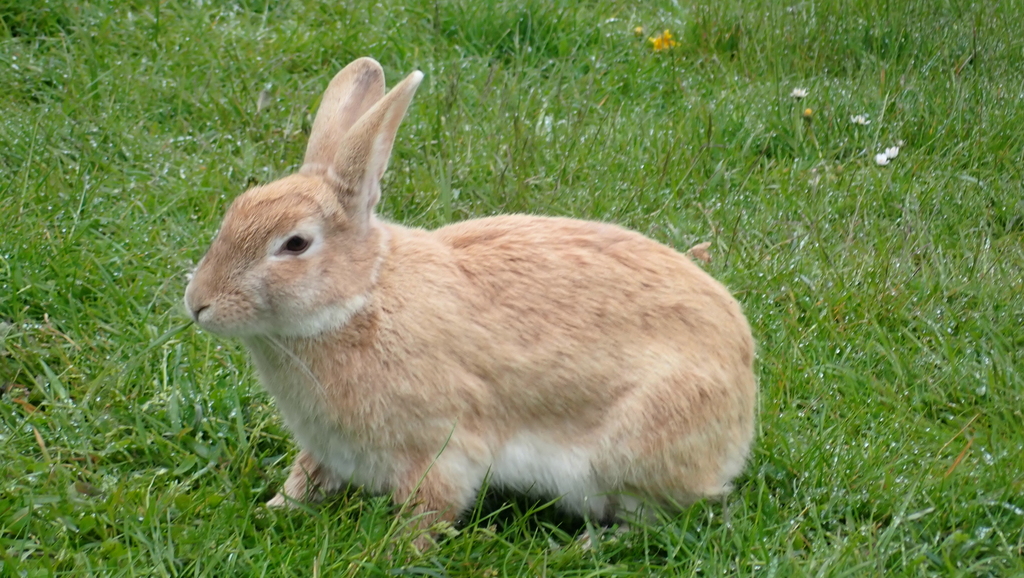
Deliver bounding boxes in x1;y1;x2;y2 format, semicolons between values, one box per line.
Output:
184;58;423;337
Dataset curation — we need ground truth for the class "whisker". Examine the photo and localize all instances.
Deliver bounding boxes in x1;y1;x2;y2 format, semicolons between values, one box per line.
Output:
261;335;329;402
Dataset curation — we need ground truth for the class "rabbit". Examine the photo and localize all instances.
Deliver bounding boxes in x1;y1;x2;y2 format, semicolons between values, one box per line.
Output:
183;57;757;545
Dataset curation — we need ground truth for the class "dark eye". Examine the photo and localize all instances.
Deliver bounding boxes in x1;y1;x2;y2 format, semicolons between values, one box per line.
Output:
282;235;310;254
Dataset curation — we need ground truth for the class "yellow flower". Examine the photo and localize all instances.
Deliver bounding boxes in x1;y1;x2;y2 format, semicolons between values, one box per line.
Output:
648;29;678;52
634;26;644;37
802;108;813;118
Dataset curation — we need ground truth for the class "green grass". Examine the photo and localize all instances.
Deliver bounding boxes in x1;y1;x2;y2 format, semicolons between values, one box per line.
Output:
2;0;1023;575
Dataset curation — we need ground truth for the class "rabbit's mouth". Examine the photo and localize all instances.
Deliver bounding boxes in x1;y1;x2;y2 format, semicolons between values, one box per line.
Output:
185;292;264;338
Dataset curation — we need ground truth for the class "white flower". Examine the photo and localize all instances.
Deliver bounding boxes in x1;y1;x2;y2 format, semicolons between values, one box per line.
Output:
790;88;808;99
874;153;890;166
850;114;870;125
885;146;900;159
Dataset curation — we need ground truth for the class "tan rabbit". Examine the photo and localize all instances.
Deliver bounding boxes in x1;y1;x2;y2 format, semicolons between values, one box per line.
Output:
184;57;756;542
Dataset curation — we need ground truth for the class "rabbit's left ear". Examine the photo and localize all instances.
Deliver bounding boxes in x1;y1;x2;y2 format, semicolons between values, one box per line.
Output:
301;58;386;176
329;69;423;225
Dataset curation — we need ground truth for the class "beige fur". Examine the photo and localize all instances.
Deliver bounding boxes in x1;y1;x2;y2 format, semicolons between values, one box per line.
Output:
184;58;757;539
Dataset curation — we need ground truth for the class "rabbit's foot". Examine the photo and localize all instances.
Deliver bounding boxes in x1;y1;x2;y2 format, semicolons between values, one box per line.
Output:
267;450;342;507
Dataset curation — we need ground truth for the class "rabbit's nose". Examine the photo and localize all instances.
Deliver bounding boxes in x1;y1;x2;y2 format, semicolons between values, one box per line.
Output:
191;304;209;322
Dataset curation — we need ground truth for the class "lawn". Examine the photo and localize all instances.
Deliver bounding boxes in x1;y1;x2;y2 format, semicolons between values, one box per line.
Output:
1;0;1023;575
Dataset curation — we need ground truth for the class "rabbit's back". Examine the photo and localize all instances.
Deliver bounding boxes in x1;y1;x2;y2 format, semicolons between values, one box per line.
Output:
433;214;754;396
292;214;756;511
417;215;756;504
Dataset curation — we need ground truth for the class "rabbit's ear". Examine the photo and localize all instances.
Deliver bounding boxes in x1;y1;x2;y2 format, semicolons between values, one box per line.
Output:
301;58;386;175
329;69;423;224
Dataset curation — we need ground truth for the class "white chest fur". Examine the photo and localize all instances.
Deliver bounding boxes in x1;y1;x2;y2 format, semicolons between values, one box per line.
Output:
275;392;395;494
245;339;395;493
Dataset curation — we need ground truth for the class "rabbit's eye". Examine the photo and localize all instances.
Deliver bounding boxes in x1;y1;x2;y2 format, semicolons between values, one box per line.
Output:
282;235;311;255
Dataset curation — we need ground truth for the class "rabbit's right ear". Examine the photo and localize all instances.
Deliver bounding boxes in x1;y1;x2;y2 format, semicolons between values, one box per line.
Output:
301;58;386;176
327;69;423;227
